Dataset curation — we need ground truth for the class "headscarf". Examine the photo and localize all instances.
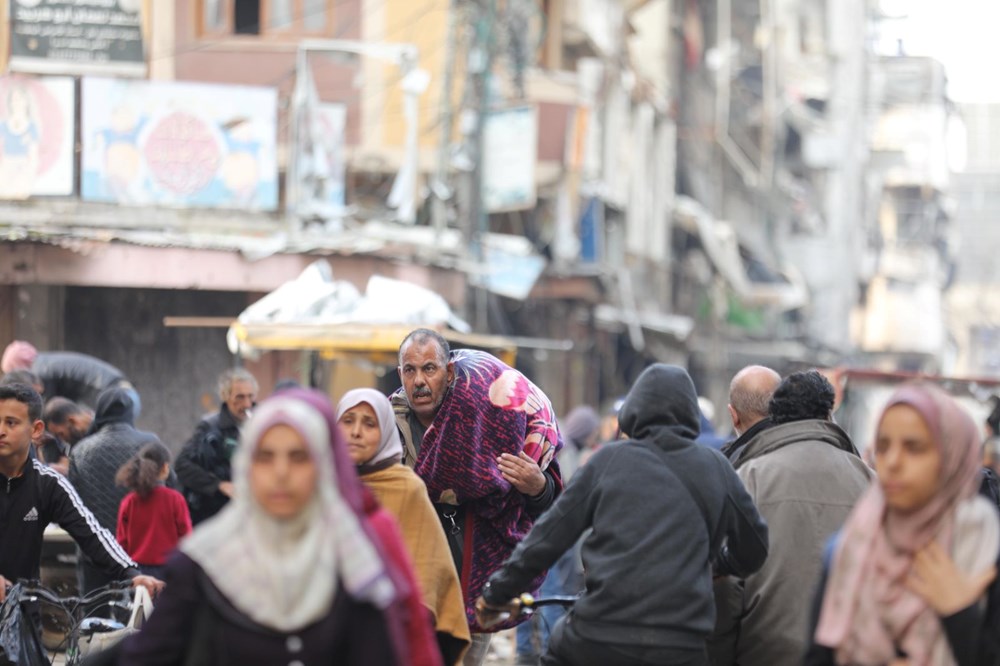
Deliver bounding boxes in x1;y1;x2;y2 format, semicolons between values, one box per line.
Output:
181;389;396;632
86;386;135;436
1;340;36;373
815;383;1000;666
336;388;403;474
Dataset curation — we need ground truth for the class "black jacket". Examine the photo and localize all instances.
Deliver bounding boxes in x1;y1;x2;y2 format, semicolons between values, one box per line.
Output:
175;405;240;525
68;425;163;532
484;364;769;650
0;458;138;582
805;535;1000;666
32;351;127;409
120;552;397;665
68;388;163;532
720;417;773;464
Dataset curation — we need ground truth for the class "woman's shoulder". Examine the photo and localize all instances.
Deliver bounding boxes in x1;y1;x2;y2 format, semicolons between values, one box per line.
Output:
161;551;204;596
368;464;428;493
955;496;1000;542
952;495;1000;572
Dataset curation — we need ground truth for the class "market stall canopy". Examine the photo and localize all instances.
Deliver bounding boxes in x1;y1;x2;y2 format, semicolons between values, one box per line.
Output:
227;260;516;365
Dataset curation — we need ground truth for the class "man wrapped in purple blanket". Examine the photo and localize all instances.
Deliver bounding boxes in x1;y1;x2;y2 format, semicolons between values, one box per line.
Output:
391;329;563;665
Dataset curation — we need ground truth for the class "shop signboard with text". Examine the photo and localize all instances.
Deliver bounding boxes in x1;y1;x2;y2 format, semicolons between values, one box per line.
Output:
9;0;146;77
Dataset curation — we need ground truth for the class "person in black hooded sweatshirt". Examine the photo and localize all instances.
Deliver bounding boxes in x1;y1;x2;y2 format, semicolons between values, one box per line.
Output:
476;364;769;666
68;386;167;593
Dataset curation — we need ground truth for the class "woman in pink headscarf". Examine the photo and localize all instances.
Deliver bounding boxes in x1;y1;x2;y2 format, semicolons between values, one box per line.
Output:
805;383;1000;666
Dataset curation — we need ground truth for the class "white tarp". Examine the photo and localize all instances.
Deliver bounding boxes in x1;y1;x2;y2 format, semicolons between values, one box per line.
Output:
234;259;470;331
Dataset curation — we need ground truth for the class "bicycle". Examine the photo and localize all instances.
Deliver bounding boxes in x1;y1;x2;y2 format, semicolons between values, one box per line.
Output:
4;579;137;666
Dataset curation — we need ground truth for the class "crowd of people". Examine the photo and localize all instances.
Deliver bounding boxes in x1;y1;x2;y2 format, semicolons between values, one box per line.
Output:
0;334;998;665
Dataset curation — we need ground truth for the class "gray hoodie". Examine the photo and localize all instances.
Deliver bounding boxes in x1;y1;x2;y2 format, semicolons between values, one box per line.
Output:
484;364;769;650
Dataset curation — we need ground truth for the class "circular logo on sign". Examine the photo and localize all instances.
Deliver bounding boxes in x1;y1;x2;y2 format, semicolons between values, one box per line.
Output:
143;111;221;195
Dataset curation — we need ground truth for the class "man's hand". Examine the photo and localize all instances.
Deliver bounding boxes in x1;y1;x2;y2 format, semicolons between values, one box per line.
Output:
474;595;520;629
497;452;545;496
905;541;996;616
218;481;235;498
0;575;10;603
132;575;165;597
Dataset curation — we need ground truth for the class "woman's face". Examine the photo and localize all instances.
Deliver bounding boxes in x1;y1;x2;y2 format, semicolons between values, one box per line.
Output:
874;404;943;513
338;402;381;465
249;424;318;519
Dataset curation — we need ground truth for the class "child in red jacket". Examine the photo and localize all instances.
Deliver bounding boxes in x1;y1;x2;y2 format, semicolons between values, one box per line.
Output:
116;442;192;578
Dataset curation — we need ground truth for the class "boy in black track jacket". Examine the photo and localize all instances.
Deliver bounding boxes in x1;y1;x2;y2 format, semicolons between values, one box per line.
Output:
0;382;162;601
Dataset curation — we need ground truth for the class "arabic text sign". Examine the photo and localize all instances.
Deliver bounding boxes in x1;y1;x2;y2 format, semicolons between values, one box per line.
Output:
9;0;145;76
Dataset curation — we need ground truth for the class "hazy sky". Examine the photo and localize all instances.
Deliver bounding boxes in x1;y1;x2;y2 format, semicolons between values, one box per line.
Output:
895;0;1000;102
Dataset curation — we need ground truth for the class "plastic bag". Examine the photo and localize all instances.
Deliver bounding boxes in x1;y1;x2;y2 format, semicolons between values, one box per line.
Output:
78;585;153;658
0;584;49;666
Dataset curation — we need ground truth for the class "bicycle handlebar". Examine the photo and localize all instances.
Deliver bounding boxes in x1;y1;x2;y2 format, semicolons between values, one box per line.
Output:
15;579;133;609
477;592;580;628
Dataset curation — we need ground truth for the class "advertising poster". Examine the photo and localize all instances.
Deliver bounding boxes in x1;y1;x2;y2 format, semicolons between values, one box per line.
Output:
0;75;75;199
81;78;279;211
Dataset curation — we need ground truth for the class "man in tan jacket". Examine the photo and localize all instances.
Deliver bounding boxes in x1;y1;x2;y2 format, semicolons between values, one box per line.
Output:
711;370;872;666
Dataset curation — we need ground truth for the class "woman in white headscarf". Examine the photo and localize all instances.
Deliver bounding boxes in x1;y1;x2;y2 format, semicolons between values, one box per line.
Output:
337;388;470;665
119;389;410;665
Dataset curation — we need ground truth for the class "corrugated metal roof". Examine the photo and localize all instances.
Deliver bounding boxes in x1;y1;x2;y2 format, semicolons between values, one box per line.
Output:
0;200;546;275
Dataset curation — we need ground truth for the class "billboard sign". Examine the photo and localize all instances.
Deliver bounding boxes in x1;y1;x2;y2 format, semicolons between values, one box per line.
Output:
483;106;538;213
0;75;75;199
9;0;146;77
81;78;279;211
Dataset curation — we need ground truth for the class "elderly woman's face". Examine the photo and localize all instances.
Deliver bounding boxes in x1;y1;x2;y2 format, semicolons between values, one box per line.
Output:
338;402;381;465
250;424;318;519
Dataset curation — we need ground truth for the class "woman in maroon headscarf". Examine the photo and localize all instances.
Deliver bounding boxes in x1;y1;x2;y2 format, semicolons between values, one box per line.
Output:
118;389;438;665
805;383;1000;666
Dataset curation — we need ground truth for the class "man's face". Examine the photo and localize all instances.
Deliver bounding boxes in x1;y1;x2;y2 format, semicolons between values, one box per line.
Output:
0;399;42;467
398;341;454;427
49;412;91;446
225;380;257;423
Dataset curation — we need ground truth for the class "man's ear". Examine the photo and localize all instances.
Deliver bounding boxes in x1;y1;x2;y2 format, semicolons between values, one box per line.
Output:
31;419;44;441
727;404;741;433
446;361;455;385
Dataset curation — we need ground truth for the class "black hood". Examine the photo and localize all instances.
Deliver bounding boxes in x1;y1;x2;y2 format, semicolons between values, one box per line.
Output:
88;386;135;435
618;364;700;444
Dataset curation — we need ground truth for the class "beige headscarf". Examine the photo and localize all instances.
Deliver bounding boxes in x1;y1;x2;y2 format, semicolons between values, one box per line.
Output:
181;393;395;632
815;383;1000;665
